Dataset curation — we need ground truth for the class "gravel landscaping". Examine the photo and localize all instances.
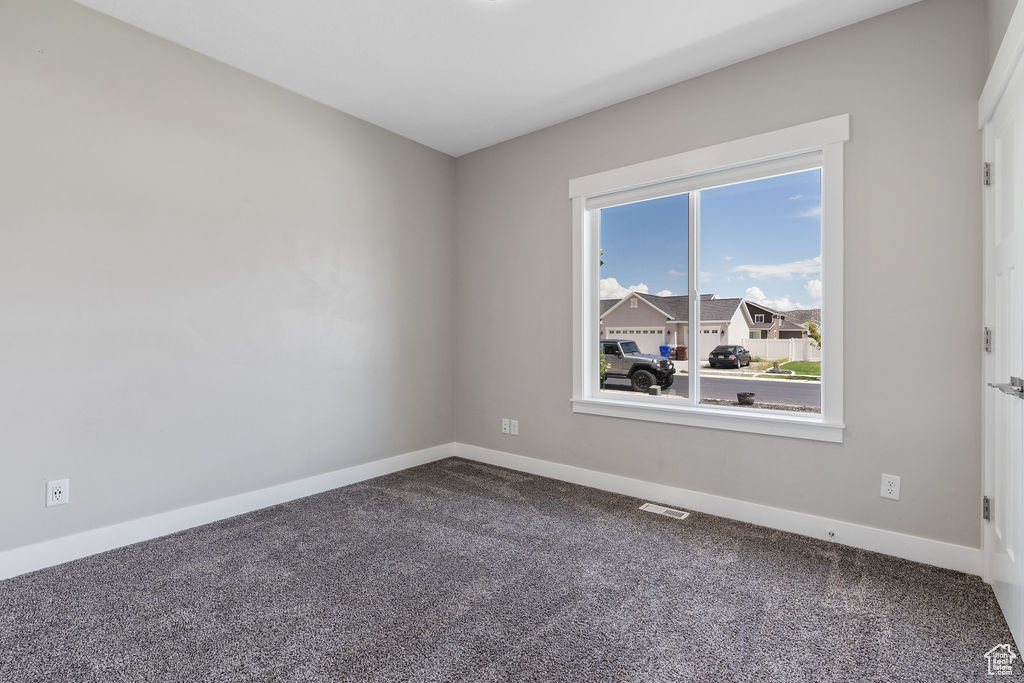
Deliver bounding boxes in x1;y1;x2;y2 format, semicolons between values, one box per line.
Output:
700;397;820;413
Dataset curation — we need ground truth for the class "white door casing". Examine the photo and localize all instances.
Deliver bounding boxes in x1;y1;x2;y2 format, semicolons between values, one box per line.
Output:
982;3;1024;648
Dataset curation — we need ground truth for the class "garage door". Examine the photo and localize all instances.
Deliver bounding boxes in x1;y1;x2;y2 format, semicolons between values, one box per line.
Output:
604;328;666;356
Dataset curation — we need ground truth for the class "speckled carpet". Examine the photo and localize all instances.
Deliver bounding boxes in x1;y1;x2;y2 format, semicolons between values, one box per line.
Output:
0;457;1015;682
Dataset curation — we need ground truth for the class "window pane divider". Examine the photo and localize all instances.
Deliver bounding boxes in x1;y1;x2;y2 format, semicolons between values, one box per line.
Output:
688;191;700;406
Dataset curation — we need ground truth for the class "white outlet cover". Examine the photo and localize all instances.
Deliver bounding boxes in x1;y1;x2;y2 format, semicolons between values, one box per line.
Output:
880;474;900;501
46;478;70;507
510;419;519;436
501;418;510;434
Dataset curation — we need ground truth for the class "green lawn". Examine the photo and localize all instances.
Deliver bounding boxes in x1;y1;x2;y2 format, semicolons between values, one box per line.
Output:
780;361;821;376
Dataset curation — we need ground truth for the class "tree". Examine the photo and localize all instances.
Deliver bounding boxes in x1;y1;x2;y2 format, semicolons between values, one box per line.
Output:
807;321;822;350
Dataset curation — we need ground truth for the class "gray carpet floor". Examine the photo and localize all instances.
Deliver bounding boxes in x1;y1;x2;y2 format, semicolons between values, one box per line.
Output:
0;457;1016;682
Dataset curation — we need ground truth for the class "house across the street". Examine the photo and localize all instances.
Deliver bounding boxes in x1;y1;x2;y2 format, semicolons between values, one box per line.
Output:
600;291;813;359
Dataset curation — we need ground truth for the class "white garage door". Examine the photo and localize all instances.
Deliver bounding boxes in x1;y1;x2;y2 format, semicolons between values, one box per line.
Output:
604;327;666;356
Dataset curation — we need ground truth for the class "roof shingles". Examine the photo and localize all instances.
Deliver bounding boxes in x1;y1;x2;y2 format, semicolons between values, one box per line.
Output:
601;293;741;322
601;292;810;330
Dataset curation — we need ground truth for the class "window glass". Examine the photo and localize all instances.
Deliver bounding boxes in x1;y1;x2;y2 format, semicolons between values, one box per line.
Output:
599;193;689;398
596;169;823;413
698;169;821;412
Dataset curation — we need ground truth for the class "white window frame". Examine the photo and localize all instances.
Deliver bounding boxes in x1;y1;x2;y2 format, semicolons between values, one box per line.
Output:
754;314;765;323
571;115;847;443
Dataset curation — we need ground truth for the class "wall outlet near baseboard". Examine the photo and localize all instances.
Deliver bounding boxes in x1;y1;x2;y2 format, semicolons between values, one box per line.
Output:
501;418;510;435
510;419;519;436
46;479;69;507
880;474;900;501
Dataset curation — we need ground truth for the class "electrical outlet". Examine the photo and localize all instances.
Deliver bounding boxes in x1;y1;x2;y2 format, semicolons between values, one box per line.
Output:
501;418;510;434
46;478;69;507
510;419;519;436
880;474;900;501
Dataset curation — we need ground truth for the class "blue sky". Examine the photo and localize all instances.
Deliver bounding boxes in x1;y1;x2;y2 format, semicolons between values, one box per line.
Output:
599;168;821;311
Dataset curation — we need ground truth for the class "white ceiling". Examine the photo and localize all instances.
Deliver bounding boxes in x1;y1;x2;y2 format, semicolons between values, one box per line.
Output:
74;0;920;157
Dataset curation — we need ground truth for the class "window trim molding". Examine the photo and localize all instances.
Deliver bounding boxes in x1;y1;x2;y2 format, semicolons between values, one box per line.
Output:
570;115;848;443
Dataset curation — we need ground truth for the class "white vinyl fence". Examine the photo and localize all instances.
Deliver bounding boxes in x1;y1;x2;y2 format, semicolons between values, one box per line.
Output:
603;328;820;362
742;338;821;362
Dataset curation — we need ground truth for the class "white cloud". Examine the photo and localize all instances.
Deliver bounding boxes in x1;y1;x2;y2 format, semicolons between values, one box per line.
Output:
731;255;821;280
600;277;658;299
655;289;673;297
746;286;766;299
788;194;804;201
804;279;822;301
724;256;733;261
745;286;807;312
667;269;687;277
797;205;822;218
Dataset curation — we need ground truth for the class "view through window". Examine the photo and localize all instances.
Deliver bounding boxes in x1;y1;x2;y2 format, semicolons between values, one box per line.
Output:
599;193;689;399
598;168;822;414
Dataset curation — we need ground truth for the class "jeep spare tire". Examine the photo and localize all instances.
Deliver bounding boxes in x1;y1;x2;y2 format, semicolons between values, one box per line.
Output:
630;369;655;392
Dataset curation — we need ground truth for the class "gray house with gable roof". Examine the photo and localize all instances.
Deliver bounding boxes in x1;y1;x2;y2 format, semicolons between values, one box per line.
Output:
600;291;807;357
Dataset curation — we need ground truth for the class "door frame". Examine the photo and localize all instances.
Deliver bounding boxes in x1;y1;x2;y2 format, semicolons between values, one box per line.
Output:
981;1;1024;587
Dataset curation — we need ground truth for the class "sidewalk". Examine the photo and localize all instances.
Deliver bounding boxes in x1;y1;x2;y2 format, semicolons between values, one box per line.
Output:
675;363;820;383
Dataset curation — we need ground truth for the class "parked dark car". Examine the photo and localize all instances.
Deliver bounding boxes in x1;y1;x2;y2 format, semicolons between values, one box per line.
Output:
708;345;751;369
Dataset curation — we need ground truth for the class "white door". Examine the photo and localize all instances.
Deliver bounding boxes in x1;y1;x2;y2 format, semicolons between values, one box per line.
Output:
984;33;1024;647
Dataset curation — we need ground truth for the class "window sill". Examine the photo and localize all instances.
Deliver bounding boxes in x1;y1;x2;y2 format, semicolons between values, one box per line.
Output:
571;396;844;443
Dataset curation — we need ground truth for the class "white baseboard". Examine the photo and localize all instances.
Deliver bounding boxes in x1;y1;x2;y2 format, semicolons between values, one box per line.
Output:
0;443;455;581
454;443;983;577
3;441;982;581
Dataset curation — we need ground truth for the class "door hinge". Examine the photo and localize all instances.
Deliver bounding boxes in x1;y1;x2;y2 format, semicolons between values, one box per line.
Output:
984;162;992;186
984;326;993;353
983;495;992;521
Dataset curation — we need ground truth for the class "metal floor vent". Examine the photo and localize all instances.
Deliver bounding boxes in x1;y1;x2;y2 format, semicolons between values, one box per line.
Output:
639;503;690;520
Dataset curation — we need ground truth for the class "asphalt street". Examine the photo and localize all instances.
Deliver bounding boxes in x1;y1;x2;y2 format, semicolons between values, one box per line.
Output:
603;374;821;409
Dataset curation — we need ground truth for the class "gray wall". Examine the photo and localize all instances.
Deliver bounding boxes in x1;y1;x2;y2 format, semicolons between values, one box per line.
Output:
988;0;1019;66
455;0;987;547
0;0;456;551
